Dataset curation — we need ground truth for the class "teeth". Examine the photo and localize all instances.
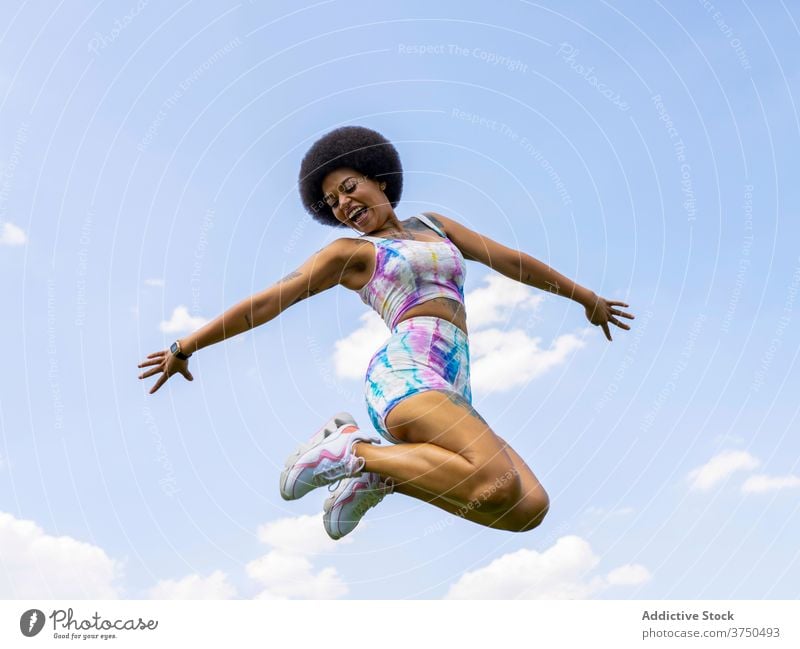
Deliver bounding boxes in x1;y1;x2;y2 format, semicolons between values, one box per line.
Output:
350;207;367;221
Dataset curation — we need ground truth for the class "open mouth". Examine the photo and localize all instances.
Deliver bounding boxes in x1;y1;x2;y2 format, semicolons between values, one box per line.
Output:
348;206;369;226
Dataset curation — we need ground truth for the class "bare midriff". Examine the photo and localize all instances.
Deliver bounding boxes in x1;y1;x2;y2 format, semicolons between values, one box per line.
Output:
395;297;468;335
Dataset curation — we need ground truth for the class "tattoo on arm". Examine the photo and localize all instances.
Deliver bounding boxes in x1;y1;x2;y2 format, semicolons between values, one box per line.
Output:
277;270;302;285
545;280;561;294
526;272;561;295
275;270;317;308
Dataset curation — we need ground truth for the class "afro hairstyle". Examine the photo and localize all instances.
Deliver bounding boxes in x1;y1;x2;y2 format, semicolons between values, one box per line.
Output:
298;125;403;226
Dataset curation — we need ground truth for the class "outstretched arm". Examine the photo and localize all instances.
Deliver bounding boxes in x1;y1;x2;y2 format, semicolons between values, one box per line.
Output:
427;212;634;341
138;239;353;393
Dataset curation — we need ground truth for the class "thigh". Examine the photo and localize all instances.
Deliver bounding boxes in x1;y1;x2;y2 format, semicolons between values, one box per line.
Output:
388;391;548;501
385;390;513;471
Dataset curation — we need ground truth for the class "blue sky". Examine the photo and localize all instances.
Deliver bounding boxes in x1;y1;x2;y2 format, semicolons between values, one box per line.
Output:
1;0;798;599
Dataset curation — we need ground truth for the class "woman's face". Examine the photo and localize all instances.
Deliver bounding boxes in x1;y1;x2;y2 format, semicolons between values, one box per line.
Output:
321;167;393;233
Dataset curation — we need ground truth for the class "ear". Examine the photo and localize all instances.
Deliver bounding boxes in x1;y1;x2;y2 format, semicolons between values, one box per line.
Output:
379;182;386;191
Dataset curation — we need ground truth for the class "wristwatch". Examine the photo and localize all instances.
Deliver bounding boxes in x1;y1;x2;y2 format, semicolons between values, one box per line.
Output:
169;340;192;360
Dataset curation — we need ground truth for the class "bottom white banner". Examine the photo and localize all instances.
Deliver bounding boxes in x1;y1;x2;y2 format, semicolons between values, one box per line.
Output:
1;600;797;648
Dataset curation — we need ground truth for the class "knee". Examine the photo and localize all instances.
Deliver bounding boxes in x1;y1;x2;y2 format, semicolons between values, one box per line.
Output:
508;492;550;533
469;468;522;513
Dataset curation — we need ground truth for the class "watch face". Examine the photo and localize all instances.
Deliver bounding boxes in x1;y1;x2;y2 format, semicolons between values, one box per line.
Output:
170;342;179;355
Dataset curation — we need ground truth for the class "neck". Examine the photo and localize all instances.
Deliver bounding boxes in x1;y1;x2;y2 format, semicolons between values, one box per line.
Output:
362;210;401;236
381;210;401;230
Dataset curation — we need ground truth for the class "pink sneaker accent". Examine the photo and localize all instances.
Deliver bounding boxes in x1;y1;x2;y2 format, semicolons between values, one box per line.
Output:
279;417;380;501
323;473;394;539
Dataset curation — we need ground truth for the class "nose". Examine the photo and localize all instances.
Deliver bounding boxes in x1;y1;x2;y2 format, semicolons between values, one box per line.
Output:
338;194;356;216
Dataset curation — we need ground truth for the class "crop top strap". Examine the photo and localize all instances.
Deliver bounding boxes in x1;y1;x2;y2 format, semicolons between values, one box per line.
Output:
416;212;447;238
357;213;446;242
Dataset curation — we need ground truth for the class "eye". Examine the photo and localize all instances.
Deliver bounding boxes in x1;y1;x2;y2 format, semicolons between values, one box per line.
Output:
323;194;338;208
340;177;358;194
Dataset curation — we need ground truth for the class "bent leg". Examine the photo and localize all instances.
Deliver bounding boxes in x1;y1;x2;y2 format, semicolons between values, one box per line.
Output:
395;481;547;533
390;435;549;532
355;390;549;529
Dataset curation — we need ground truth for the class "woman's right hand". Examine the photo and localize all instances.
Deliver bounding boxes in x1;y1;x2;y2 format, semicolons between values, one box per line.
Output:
137;350;194;394
582;294;634;342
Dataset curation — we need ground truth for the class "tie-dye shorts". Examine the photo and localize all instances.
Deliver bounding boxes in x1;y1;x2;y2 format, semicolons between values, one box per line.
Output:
364;316;472;444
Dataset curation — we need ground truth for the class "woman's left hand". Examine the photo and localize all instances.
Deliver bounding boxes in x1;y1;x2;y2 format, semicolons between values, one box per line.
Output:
583;294;635;341
137;350;194;394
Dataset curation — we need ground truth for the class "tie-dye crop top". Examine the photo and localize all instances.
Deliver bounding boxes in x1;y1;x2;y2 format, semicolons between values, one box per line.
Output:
357;213;466;330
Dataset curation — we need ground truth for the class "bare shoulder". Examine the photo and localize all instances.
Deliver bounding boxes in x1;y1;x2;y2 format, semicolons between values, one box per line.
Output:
286;237;368;281
421;211;520;267
314;236;371;261
322;236;374;289
421;211;479;259
421;211;473;240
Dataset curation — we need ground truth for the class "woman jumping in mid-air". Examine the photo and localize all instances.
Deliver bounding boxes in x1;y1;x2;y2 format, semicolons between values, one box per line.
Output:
138;126;634;540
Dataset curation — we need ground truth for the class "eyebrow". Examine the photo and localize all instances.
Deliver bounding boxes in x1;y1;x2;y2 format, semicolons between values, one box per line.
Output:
323;176;357;197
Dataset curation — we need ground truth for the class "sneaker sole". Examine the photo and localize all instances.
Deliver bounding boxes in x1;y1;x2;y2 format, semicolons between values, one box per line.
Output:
323;493;344;540
322;480;370;540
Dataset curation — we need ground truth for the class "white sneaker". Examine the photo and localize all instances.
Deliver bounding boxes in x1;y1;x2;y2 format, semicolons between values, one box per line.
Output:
280;412;356;472
279;417;380;501
323;473;394;540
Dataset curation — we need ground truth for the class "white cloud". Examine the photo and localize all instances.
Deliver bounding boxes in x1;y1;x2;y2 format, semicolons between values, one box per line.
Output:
445;535;649;599
0;221;27;246
470;328;587;392
246;514;348;599
605;563;651;586
145;278;165;288
247;552;347;599
333;311;389;380
687;450;760;492
148;570;236;599
145;515;349;600
0;511;122;598
741;474;800;494
257;513;352;555
464;274;544;328
159;305;208;334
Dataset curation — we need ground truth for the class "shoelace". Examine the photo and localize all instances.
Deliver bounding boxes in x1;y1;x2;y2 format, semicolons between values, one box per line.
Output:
351;488;385;518
314;455;366;482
